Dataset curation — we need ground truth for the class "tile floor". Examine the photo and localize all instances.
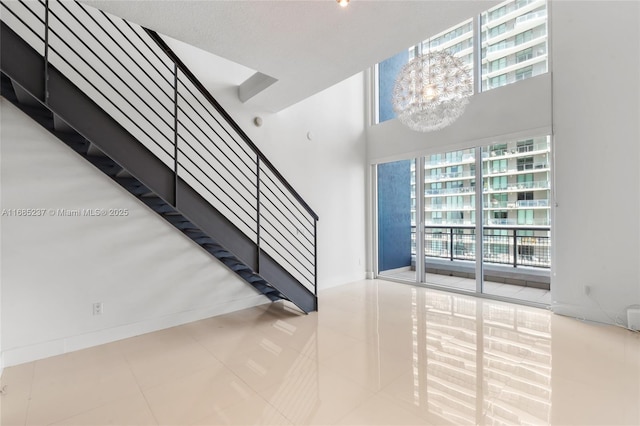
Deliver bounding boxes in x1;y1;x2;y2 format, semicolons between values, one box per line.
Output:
1;279;638;425
381;270;552;305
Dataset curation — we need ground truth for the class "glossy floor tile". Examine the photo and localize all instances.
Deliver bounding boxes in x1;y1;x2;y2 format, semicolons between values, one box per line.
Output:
1;279;638;425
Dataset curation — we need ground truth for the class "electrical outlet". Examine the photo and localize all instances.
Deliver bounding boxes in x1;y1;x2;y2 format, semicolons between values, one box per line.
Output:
92;302;103;315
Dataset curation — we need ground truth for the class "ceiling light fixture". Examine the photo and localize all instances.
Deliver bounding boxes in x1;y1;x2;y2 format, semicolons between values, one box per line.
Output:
392;50;472;132
337;0;349;7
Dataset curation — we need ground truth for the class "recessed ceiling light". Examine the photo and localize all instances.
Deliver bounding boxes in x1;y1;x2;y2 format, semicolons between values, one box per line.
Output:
337;0;349;8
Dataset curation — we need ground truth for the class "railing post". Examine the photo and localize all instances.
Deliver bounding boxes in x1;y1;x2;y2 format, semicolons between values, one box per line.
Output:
449;227;454;261
256;156;261;273
513;228;518;267
314;219;318;299
44;0;49;105
173;63;178;207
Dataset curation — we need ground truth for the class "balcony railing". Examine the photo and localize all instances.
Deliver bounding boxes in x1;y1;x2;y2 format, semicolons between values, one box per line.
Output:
485;180;550;193
484;199;549;209
485;32;547;54
485;161;549;175
412;225;551;268
423;180;549;197
483;142;549;158
425;170;476;182
425;186;475;196
515;9;547;26
425;153;475;168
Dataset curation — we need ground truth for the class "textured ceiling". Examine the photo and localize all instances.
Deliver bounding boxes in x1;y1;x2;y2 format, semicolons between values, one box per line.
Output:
80;0;500;111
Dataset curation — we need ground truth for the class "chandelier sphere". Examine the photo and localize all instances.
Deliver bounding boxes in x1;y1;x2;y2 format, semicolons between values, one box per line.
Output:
392;50;473;132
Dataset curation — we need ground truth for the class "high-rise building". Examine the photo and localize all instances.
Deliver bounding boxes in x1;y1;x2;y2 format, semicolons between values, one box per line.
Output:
410;136;552;270
386;0;549;116
481;0;548;91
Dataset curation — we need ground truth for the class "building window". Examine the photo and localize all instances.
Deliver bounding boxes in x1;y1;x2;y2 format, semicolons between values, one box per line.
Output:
492;211;508;226
445;150;464;164
447;211;464;221
489;6;508;21
490;57;508;72
488;39;508;53
516;48;533;63
515;0;533;9
375;0;548;123
516;65;534;81
515;29;534;46
518;209;534;225
517;191;534;201
491;159;508;173
517;139;534;153
491;143;508;155
447;196;465;209
492;176;508;190
446;165;462;178
517;173;534;189
517;156;534;171
489;23;508;38
489;74;508;89
481;0;548;93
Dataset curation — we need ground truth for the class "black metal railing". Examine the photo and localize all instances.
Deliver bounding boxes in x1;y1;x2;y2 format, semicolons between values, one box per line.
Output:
412;225;550;268
1;0;318;292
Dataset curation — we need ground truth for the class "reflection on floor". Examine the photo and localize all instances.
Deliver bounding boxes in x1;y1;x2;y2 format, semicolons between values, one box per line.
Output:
2;280;638;425
381;269;552;305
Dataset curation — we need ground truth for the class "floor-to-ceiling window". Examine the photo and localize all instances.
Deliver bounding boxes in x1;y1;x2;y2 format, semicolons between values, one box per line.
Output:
481;138;551;303
372;0;550;306
375;0;548;124
422;148;478;291
375;136;551;306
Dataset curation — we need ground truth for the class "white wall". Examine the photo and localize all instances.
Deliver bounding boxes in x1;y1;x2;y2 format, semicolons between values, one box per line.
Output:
228;76;369;289
0;140;3;374
0;98;268;367
551;0;640;324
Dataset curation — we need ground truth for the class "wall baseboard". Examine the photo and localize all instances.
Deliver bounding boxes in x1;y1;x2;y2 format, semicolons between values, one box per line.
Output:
1;295;268;368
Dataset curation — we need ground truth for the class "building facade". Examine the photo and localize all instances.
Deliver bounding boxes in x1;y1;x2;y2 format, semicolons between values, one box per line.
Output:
415;137;551;270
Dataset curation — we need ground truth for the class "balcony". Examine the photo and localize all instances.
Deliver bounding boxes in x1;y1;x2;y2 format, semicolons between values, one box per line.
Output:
483;0;546;28
412;225;551;269
426;204;475;212
482;142;549;159
425;170;476;182
425;186;476;196
484;199;549;209
425;154;475;168
515;9;547;26
484;180;550;193
485;161;549;176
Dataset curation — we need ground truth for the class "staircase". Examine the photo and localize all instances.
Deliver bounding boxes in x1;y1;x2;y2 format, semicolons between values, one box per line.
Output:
0;0;318;313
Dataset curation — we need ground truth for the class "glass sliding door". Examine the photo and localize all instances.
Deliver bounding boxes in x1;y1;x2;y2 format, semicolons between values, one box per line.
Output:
375;135;552;306
480;137;552;304
377;159;416;281
422;148;477;291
